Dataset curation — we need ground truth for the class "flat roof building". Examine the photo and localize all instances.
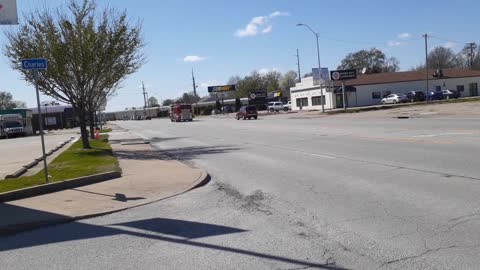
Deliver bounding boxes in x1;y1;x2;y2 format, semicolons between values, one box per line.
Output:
290;68;480;111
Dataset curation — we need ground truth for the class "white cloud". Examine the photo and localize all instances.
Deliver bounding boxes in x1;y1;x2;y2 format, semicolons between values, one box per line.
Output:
183;55;206;62
269;11;290;18
443;42;457;49
262;25;272;34
398;32;411;40
387;41;404;47
235;11;289;38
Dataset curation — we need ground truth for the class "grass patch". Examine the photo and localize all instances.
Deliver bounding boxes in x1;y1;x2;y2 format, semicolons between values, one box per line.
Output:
0;135;120;194
99;128;112;133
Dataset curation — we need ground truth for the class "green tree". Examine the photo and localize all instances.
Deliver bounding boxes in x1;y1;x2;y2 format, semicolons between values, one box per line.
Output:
0;91;14;110
458;43;480;70
236;71;265;97
0;91;27;109
179;92;200;104
263;71;282;92
411;46;465;71
338;48;399;74
148;96;159;107
4;0;145;149
281;70;298;91
427;46;457;69
162;99;174;106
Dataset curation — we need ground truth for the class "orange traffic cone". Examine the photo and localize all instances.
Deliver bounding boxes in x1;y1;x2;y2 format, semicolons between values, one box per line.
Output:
95;128;100;139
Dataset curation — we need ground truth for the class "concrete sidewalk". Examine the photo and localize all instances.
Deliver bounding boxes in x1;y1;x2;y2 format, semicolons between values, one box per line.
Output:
0;129;209;235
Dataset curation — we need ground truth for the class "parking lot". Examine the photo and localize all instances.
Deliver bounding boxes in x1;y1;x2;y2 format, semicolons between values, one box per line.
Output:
0;129;79;179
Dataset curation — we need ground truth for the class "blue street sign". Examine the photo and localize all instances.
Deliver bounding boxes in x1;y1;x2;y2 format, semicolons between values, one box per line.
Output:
21;58;48;70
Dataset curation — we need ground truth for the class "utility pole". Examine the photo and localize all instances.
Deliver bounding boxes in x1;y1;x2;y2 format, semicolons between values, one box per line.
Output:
192;68;197;97
468;42;477;70
423;33;429;101
142;81;148;117
296;49;302;82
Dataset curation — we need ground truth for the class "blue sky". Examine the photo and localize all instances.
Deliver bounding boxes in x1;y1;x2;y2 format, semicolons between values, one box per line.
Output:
1;0;479;111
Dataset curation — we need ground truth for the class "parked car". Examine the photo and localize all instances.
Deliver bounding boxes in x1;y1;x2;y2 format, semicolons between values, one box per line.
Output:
406;91;426;102
381;94;409;104
427;91;444;101
267;102;286;112
236;105;258;120
284;101;291;111
442;89;460;99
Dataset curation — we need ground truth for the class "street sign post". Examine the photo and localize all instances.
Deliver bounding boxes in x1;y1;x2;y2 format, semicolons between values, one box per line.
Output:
330;69;357;81
330;69;357;110
22;58;49;183
248;90;267;105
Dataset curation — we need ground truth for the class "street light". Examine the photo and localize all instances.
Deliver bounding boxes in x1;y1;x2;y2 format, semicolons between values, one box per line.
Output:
297;23;325;113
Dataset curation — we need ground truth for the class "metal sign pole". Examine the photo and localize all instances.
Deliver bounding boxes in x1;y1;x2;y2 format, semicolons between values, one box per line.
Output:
34;69;49;183
342;81;346;110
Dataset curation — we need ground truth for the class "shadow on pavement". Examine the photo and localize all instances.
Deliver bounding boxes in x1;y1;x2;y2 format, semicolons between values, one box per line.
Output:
0;205;346;269
114;145;241;161
109;137;185;145
0;204;69;236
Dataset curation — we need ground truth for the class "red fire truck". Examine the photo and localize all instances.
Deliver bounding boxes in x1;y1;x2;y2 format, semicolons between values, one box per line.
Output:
170;104;193;122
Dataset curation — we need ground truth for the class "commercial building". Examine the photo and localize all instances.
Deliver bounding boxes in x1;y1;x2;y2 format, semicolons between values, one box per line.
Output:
30;105;77;132
290;68;480;111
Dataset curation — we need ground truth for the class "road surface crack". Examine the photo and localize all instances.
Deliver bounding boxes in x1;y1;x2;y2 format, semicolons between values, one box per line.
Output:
378;245;458;268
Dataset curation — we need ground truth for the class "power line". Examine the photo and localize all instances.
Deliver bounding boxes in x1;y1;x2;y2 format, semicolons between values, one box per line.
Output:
315;34;422;46
429;35;472;45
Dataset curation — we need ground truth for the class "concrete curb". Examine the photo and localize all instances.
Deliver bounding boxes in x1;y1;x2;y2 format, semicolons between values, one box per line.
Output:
3;137;76;180
23;160;39;169
0;171;122;203
0;170;210;236
4;168;28;179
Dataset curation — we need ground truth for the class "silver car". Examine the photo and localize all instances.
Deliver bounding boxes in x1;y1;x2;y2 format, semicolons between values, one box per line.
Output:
381;94;409;104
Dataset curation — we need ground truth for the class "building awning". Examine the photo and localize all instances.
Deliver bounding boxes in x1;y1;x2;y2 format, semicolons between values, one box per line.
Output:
333;86;356;94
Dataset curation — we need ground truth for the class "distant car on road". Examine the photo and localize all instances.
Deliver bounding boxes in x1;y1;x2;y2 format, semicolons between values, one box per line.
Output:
427;91;444;101
268;102;287;112
236;105;258;120
406;91;426;102
442;89;460;99
381;94;408;104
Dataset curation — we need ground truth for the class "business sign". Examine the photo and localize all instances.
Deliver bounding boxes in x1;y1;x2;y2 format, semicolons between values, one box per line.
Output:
207;84;236;93
21;58;48;70
312;68;329;85
248;89;267;105
330;69;357;81
0;0;18;25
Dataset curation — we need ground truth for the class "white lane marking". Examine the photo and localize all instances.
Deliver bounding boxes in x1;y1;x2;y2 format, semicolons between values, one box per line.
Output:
413;132;474;138
307;152;337;159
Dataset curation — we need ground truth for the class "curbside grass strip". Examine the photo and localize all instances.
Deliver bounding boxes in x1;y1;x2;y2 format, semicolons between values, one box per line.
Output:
0;171;122;203
4;137;76;180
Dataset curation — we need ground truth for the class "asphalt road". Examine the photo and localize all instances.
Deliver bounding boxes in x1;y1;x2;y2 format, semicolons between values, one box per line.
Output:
1;113;479;269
